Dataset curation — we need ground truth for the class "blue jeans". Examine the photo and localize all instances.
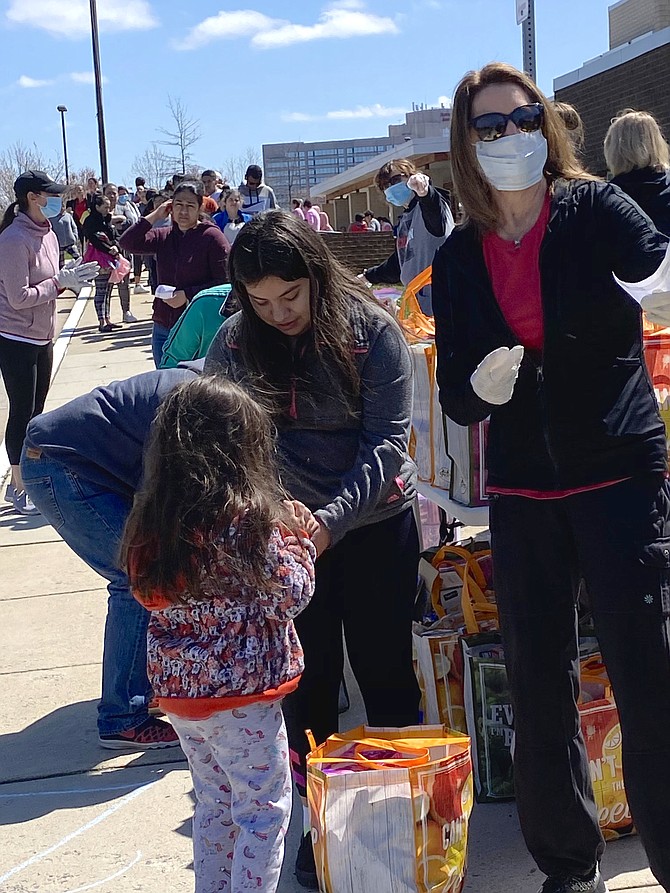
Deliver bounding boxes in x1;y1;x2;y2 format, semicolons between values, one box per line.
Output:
20;449;152;735
151;323;171;368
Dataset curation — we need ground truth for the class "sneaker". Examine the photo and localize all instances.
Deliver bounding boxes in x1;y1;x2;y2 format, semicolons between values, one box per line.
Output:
12;489;40;516
539;865;608;893
4;483;15;503
295;833;318;889
98;322;113;333
148;696;165;717
123;311;138;322
133;284;150;294
99;716;181;751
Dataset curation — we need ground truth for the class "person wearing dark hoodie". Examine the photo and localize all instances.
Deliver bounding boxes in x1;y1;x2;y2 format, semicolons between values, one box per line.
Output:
605;109;670;237
362;158;454;314
205;211;420;889
120;180;229;366
0;170;98;514
82;193;125;333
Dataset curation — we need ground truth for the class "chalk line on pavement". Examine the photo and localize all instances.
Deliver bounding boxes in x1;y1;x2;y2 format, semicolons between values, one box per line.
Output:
62;850;142;893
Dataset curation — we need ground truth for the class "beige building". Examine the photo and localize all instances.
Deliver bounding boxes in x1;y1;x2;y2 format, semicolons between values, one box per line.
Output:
609;0;670;48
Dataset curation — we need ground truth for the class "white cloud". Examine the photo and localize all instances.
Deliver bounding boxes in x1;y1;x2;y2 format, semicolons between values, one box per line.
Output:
70;71;109;85
6;0;158;39
254;3;399;48
282;104;406;123
177;2;399;51
17;75;54;88
174;10;286;50
437;95;452;108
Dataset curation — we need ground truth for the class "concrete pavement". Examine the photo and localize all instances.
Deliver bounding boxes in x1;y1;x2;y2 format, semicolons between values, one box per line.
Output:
0;287;663;892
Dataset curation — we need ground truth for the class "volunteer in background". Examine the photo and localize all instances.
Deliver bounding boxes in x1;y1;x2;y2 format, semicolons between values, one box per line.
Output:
363;157;454;314
433;61;670;893
205;210;420;890
0;170;98;514
605;109;670;237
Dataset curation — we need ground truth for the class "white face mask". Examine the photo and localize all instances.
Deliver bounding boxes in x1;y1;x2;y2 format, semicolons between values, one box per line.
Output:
475;130;548;192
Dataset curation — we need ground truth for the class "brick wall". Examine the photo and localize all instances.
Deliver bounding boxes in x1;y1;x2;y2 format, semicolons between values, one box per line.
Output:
554;43;670;175
320;231;396;273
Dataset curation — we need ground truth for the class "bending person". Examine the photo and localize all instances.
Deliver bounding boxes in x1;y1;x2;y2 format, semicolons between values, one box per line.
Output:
20;368;194;749
433;62;670;893
204;210;420;889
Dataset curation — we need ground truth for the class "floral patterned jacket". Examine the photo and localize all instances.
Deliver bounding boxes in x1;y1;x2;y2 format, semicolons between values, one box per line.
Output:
133;526;316;716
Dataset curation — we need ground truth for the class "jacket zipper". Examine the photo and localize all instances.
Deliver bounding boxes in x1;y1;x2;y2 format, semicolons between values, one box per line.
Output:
536;230;560;487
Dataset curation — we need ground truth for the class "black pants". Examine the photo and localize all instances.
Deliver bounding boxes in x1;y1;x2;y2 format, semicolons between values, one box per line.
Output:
0;335;53;465
491;475;670;888
284;507;421;794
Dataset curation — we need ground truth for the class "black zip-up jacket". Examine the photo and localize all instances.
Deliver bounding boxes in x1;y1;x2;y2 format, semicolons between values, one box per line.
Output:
432;178;669;491
611;167;670;237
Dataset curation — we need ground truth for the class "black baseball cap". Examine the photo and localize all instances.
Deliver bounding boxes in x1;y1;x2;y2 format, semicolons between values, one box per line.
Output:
14;170;66;197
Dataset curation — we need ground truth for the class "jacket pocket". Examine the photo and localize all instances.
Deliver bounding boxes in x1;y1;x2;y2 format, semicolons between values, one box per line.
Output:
602;361;660;437
638;536;670;617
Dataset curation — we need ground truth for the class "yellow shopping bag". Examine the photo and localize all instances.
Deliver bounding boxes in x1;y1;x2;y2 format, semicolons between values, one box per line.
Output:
307;725;473;893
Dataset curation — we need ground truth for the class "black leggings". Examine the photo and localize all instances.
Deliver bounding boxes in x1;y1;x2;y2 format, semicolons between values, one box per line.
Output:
283;507;421;795
0;335;53;465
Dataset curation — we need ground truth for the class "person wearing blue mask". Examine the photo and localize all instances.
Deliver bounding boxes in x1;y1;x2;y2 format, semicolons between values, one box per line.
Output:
362;158;454;314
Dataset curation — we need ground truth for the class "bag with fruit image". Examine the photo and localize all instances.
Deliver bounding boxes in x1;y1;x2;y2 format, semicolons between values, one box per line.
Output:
578;654;635;840
306;724;473;893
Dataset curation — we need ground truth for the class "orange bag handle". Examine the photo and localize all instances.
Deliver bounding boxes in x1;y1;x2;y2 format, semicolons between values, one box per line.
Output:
398;267;435;342
430;545;497;634
308;737;431;770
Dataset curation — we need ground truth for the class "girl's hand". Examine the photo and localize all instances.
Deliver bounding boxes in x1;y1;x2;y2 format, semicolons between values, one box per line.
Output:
283;500;319;537
162;289;187;308
109;246;119;257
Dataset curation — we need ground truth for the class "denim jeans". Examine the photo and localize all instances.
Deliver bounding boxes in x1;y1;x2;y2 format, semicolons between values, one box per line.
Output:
151;323;171;368
21;449;152;735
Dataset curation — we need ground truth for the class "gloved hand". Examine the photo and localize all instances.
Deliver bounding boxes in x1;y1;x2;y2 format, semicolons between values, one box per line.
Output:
56;258;100;293
470;345;525;405
640;292;670;326
407;173;430;197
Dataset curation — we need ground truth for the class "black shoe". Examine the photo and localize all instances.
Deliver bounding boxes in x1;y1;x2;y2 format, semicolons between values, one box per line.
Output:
295;833;318;889
539;865;608;893
98;323;113;333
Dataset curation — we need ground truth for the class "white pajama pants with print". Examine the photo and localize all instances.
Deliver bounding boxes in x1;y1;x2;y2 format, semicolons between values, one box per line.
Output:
168;700;292;893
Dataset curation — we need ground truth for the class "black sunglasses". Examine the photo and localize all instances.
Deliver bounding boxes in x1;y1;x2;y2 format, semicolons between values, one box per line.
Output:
470;102;544;142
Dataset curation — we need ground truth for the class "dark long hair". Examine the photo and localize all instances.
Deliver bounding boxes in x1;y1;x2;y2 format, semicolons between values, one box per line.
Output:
228;210;377;411
0;194;29;235
120;375;294;603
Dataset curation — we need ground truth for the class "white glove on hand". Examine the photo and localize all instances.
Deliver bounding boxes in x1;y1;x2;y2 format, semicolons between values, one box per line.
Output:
407;173;430;197
640;292;670;327
56;259;100;293
470;345;525;405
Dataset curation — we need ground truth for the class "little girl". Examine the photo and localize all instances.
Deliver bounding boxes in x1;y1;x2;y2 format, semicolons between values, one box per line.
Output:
121;375;316;893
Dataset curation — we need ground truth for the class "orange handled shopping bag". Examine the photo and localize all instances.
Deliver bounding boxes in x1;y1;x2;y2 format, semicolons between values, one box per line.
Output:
398;268;435;343
307;725;473;893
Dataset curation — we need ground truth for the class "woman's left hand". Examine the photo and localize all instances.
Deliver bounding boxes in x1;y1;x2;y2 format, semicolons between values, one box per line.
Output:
283;500;320;537
162;290;187;308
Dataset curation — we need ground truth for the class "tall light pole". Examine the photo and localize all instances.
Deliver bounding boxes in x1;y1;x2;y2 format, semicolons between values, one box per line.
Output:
516;0;537;82
89;0;109;183
57;105;69;183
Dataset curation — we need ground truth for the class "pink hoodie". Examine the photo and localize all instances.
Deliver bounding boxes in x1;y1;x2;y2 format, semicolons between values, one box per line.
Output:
0;212;59;341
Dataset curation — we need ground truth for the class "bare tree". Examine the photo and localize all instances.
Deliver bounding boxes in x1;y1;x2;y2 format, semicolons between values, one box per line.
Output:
222;146;262;186
0;141;63;212
132;144;175;189
157;96;201;175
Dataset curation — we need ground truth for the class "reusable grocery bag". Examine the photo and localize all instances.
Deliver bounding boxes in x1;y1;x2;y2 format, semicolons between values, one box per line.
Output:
398;268;435;343
307;725;473;893
409;342;451;490
461;633;514;803
445;418;489;507
578;654;634;839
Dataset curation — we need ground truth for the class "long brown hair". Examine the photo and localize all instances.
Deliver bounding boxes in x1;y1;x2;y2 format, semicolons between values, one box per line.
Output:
451;62;597;232
227;210;379;413
120;375;295;604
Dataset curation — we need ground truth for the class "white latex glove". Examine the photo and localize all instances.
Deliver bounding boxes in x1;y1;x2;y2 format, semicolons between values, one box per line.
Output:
407;173;430;197
56;260;100;293
470;345;525;405
640;292;670;327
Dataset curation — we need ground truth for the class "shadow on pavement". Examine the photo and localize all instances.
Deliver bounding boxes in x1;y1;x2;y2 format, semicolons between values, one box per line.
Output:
0;506;51;531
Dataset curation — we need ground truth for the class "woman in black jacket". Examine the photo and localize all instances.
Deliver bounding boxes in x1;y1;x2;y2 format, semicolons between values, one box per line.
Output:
605;109;670;237
82;193;122;332
433;62;670;893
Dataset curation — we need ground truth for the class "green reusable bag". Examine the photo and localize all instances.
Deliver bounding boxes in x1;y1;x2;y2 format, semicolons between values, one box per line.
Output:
461;633;515;803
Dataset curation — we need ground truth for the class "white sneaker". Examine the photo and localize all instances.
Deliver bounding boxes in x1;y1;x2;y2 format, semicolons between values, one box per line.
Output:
4;483;15;503
123;311;138;322
12;490;40;516
133;284;150;294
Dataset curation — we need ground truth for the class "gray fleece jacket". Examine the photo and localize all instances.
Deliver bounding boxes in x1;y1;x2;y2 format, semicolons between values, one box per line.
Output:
204;300;417;545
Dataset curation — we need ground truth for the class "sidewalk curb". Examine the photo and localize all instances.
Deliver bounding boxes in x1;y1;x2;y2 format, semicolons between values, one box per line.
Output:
0;285;93;487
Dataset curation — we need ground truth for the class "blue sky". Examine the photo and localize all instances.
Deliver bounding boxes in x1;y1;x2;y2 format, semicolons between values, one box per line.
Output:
0;0;616;186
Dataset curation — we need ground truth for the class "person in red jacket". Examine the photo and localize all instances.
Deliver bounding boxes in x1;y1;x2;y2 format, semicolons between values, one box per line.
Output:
119;180;229;366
